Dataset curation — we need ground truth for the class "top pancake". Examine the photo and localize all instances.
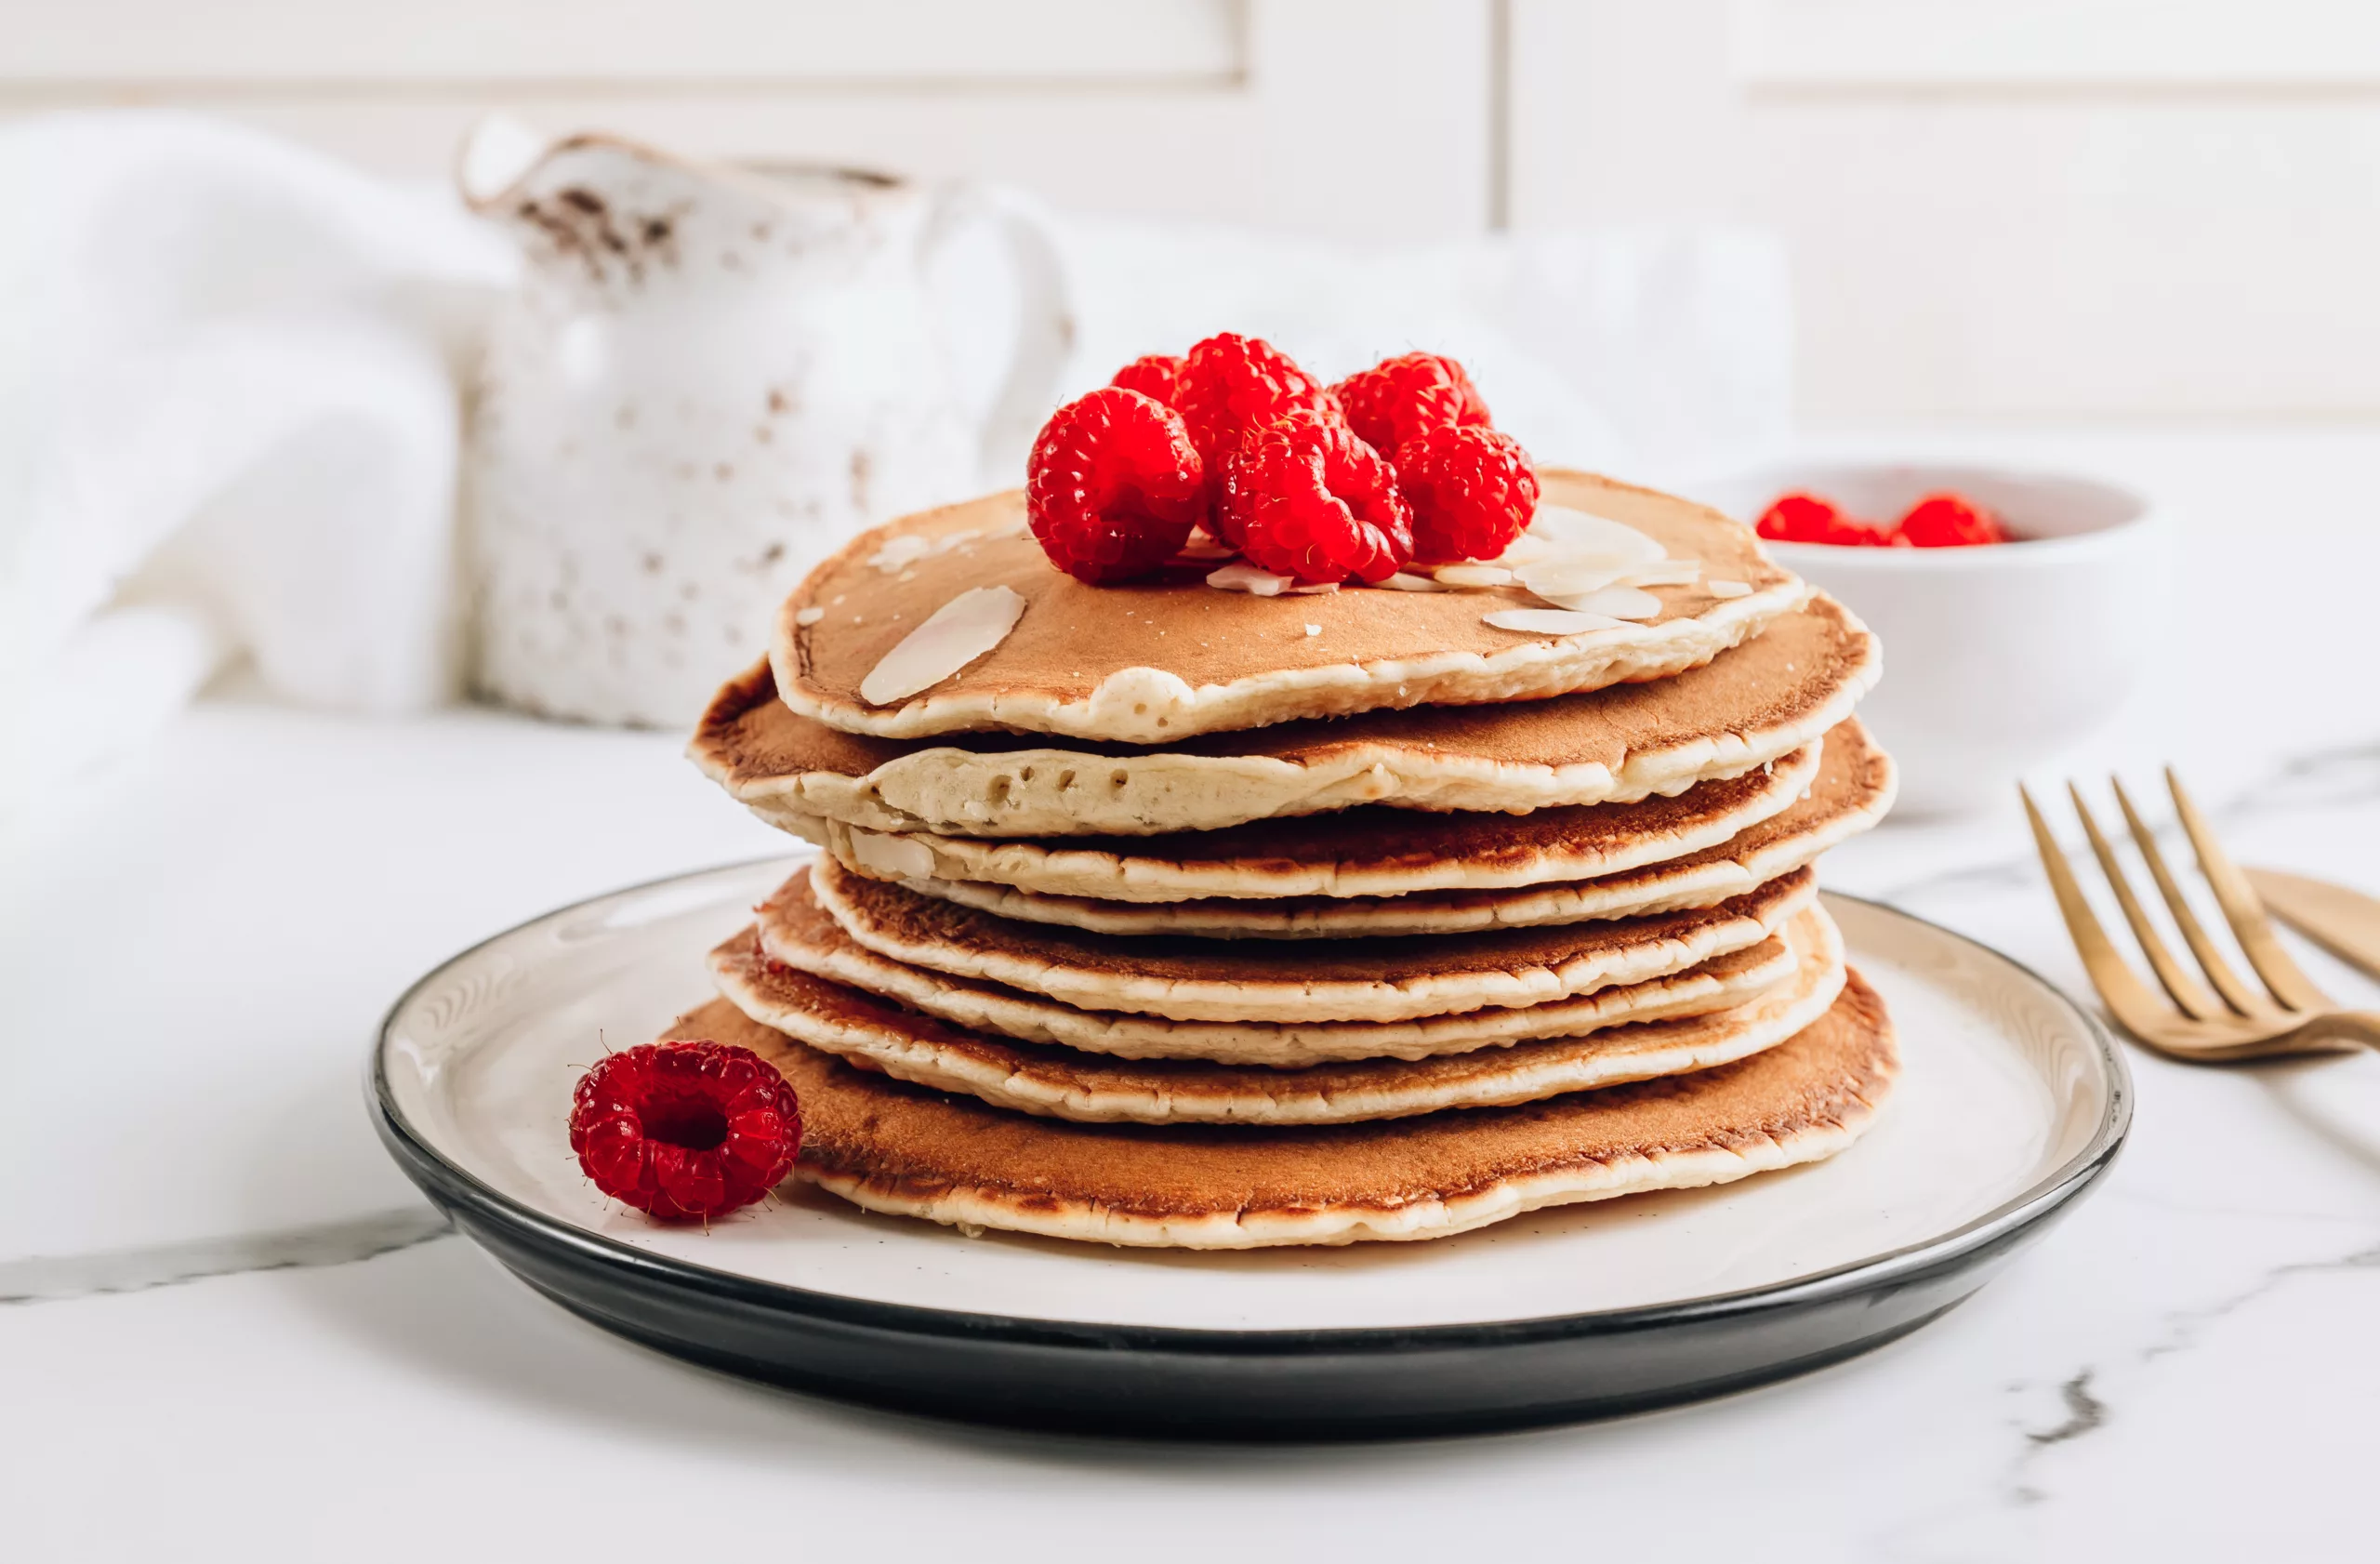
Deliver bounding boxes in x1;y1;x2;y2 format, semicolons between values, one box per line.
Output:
697;594;1876;838
772;470;1805;745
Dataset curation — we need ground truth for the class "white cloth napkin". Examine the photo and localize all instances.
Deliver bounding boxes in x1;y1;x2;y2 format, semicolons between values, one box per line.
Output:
0;110;512;828
0;109;1792;831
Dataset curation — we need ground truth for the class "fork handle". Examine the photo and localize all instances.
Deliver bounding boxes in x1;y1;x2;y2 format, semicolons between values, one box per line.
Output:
2294;1012;2380;1052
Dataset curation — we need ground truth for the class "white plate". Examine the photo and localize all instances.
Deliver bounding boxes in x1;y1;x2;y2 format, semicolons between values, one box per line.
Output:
374;856;2128;1435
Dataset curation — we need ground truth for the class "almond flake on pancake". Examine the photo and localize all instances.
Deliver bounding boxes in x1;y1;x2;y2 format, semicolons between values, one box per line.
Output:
1285;581;1342;595
1710;579;1752;599
1207;561;1293;596
1433;563;1514;588
1528;504;1669;563
1538;584;1663;621
1378;571;1446;591
859;585;1027;706
867;535;936;573
1483;607;1628;636
794;606;825;626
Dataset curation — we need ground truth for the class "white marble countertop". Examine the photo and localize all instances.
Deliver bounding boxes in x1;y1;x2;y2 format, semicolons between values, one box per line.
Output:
8;426;2379;1562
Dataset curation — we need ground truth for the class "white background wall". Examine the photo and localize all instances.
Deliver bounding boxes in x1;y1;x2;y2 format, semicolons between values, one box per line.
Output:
13;0;2380;424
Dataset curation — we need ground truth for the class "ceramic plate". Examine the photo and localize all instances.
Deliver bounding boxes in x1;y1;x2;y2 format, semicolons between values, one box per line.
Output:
371;856;2129;1438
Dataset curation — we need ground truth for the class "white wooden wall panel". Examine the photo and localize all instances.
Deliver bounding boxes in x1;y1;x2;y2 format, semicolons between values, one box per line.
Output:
0;0;1492;244
7;0;1241;85
1513;0;2380;420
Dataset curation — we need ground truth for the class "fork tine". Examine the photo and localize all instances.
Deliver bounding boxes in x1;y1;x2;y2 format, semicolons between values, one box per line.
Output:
2066;783;2225;1020
2167;769;2332;1012
2109;776;2270;1017
2019;785;2186;1039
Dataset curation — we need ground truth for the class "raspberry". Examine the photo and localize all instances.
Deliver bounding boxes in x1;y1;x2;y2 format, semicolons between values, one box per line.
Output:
1755;492;1891;547
1174;333;1338;492
569;1040;801;1223
1332;351;1490;456
1895;492;2008;548
1109;352;1185;406
1025;388;1207;583
1394;426;1539;563
1221;409;1414;584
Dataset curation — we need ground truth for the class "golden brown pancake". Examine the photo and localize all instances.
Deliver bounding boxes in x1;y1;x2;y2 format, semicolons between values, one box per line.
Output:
901;718;1895;936
753;862;1801;1065
772;471;1805;743
803;855;1812;1023
801;739;1823;905
697;596;1876;837
709;904;1844;1125
666;969;1897;1248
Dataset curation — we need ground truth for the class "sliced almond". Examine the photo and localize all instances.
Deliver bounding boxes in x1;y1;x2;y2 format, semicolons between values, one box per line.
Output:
1432;563;1514;588
1285;580;1342;595
793;605;826;627
1615;561;1701;588
866;534;935;573
1482;608;1627;636
1527;504;1667;564
1176;537;1237;562
1708;579;1752;599
1378;571;1446;591
1515;558;1633;598
1207;561;1293;597
1539;584;1663;621
858;585;1026;706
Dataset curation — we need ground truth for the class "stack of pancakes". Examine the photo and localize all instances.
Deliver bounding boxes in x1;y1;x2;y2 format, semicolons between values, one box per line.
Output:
680;471;1899;1249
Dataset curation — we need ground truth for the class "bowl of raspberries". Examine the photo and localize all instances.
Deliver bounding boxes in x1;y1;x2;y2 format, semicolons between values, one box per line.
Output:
1693;460;2166;815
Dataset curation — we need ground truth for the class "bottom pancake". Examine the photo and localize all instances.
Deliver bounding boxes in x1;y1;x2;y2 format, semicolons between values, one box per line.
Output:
663;970;1897;1249
708;904;1844;1125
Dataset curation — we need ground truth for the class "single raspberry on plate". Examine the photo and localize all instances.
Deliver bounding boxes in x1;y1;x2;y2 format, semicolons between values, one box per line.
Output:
1332;351;1491;456
1756;492;1891;547
1895;492;2009;548
1174;333;1338;489
1026;387;1207;583
1221;408;1414;584
570;1040;802;1223
1110;352;1186;406
1394;425;1539;563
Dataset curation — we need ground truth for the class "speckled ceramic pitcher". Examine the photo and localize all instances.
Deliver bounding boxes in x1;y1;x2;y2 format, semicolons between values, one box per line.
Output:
457;119;1071;726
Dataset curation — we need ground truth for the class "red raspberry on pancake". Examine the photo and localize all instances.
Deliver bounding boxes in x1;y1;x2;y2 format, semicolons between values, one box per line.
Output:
1332;351;1491;457
1222;408;1414;584
1109;352;1185;407
1174;333;1338;502
1026;387;1208;583
1395;425;1540;563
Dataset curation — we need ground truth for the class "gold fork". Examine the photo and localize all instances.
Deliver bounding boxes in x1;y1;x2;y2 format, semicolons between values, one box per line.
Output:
2021;770;2380;1062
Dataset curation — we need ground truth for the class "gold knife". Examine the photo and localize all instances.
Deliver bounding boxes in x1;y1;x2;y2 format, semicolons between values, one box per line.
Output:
2244;867;2380;982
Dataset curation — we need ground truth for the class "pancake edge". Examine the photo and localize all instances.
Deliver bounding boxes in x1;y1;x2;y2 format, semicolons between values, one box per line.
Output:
806;855;1816;1024
801;739;1824;905
710;905;1845;1125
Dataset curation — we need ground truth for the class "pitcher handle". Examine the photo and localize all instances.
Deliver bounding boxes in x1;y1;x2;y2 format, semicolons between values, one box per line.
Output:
920;182;1076;484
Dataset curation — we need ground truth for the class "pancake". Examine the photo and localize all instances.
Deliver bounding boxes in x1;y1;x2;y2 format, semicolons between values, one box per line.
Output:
709;903;1845;1125
754;862;1802;1063
902;718;1895;937
799;738;1823;905
665;968;1897;1248
696;596;1877;838
805;855;1812;1024
773;470;1806;744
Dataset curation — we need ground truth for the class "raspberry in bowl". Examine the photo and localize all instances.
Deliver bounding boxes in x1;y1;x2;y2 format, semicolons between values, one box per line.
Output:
1694;461;2164;815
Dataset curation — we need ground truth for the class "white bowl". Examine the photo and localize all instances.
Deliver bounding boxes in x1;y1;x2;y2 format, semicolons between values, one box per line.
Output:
1690;461;2166;815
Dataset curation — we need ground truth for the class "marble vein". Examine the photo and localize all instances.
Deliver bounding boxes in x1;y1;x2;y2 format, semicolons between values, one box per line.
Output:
0;1206;454;1306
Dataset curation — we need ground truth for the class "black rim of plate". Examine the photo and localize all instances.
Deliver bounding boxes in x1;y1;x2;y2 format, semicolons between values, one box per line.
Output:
367;861;2132;1364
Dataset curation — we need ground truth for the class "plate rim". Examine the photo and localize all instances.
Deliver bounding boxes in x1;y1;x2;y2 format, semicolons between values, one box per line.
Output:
367;856;2133;1353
